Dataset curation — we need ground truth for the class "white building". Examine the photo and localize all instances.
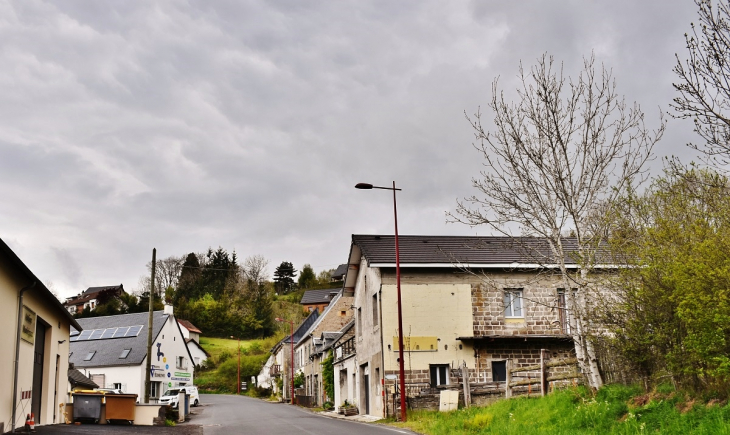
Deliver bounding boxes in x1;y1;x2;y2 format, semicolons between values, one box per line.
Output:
69;306;195;404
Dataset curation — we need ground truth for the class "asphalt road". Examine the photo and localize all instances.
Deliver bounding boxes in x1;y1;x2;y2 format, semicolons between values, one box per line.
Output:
193;394;416;435
34;394;416;435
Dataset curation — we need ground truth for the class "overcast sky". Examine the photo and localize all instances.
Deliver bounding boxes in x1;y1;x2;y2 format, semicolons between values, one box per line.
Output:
0;1;704;299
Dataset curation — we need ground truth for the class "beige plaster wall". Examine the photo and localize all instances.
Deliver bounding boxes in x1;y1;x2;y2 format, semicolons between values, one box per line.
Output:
0;254;71;429
381;282;475;379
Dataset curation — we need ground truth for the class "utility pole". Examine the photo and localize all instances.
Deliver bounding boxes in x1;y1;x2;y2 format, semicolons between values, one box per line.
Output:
145;248;156;403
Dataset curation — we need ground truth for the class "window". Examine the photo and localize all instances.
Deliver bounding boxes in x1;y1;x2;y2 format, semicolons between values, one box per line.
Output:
120;349;131;359
429;364;449;387
176;356;187;370
150;381;161;399
503;289;523;318
372;294;378;327
113;383;122;390
492;361;507;382
357;308;362;337
84;351;96;361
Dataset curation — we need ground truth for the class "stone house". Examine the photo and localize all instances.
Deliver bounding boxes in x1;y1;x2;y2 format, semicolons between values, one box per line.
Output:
343;234;584;417
300;288;340;314
294;289;354;407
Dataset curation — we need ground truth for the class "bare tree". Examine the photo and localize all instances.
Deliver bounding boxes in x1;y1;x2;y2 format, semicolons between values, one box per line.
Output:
241;254;269;285
672;0;730;165
452;54;665;389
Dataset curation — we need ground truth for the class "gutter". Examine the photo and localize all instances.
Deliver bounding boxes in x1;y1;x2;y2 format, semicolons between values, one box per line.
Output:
12;281;36;432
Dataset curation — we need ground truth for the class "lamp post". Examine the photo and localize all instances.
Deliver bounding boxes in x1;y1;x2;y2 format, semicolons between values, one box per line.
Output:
275;317;295;405
355;181;407;422
230;336;240;394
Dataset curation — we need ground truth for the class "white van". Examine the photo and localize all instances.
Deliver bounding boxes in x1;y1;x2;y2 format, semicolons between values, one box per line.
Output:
159;385;200;408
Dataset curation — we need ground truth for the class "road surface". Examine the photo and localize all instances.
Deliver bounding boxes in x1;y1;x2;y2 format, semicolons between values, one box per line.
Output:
193;394;417;435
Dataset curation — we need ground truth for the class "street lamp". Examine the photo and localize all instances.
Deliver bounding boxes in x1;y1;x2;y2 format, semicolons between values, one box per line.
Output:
230;336;240;394
355;181;407;422
275;317;295;405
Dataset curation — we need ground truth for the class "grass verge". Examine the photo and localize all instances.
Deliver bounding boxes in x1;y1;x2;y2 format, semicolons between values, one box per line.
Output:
389;384;730;434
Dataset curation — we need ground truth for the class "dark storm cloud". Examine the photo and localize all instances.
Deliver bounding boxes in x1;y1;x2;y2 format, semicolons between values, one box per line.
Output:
0;0;704;297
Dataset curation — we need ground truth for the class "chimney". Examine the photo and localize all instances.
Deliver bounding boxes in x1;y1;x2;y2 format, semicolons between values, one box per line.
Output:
164;304;173;316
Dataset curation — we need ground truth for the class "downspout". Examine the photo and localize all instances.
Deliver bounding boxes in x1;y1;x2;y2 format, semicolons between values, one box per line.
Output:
13;281;36;433
378;285;386;419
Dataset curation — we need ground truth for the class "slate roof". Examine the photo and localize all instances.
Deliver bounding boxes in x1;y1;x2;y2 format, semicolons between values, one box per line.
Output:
68;368;98;389
351;235;587;266
281;310;320;346
178;319;202;334
0;238;81;330
69;311;168;368
331;264;348;280
300;288;341;305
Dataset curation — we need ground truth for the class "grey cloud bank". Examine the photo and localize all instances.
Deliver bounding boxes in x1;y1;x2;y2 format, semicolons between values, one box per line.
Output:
0;0;700;298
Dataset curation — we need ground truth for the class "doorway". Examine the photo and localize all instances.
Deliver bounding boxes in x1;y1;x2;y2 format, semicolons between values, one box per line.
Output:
360;364;369;415
32;320;47;423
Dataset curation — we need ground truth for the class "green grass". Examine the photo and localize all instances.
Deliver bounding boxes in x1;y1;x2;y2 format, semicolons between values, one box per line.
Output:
389;384;730;434
196;336;282;394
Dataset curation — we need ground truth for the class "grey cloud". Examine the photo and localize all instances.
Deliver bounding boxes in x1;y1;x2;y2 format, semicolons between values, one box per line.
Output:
0;0;704;297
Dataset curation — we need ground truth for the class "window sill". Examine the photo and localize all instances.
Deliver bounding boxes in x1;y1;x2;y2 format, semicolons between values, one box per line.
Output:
504;318;525;324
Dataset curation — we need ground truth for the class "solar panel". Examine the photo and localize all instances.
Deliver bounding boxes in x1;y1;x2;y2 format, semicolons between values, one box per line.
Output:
70;335;79;342
126;325;143;337
89;329;104;340
113;327;130;338
77;330;93;341
101;328;116;339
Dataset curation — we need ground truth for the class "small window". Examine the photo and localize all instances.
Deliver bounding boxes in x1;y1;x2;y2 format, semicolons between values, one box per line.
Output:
340;310;346;317
120;349;131;359
429;364;449;387
492;361;507;382
113;383;122;390
372;294;378;327
503;289;524;318
84;351;96;361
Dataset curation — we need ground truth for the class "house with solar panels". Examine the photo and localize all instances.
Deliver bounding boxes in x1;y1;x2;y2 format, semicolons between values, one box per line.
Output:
69;306;194;402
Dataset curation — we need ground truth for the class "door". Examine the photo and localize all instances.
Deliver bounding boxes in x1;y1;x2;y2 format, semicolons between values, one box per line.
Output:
32;321;47;422
360;364;370;415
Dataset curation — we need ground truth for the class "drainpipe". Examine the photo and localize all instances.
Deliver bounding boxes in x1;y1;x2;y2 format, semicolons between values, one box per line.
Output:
12;281;36;432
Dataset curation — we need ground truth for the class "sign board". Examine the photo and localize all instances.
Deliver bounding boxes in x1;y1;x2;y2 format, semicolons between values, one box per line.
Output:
21;305;36;344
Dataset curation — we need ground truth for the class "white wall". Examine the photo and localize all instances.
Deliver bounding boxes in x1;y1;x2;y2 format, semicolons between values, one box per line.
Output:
79;314;194;403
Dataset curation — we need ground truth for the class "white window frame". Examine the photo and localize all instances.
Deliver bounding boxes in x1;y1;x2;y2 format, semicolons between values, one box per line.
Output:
503;289;524;318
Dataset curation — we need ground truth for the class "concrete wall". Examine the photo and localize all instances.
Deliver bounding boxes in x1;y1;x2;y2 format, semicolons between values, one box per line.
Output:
0;251;72;429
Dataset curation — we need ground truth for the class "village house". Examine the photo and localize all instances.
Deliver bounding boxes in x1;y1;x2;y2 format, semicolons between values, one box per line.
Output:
0;238;80;431
258;311;320;401
300;288;341;313
343;235;584;417
293;289;354;407
330;320;356;409
63;284;126;315
177;319;208;367
69;306;195;404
